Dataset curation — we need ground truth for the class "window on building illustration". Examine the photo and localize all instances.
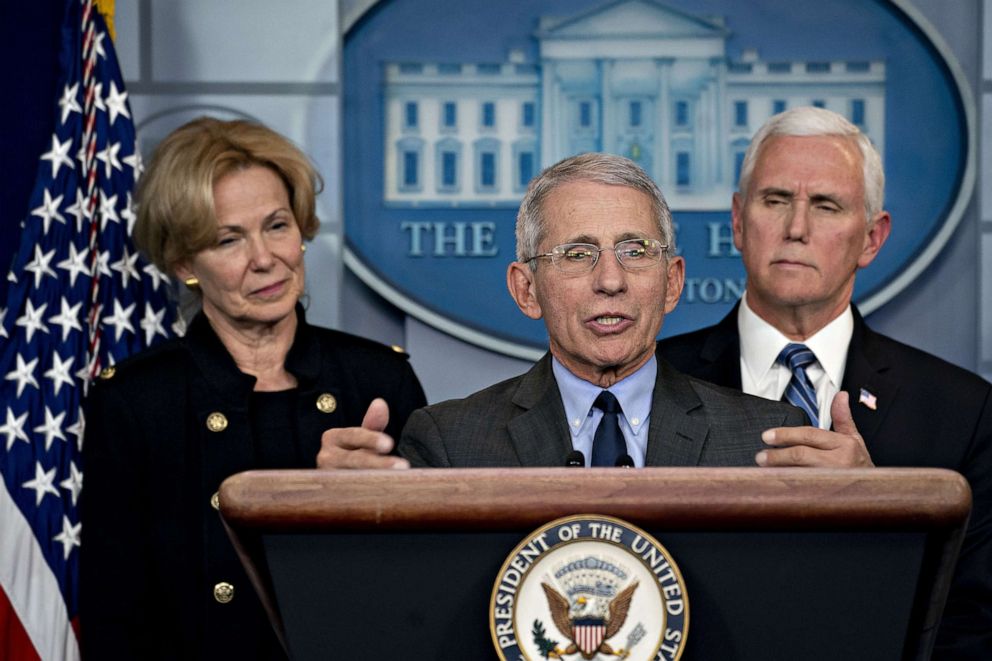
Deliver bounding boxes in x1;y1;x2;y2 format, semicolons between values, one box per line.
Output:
443;102;457;129
734;101;748;127
767;62;791;74
579;101;592;128
675;101;689;127
676;152;690;186
629;101;642;128
482;102;496;128
403;151;418;187
806;62;830;73
522;102;535;128
438;63;461;75
441;151;457;188
518;151;534;189
846;61;871;73
478;63;501;75
851;99;865;126
399;63;422;74
404;102;418;129
480;152;496;188
812;99;826;109
773;99;787;114
734;151;746;185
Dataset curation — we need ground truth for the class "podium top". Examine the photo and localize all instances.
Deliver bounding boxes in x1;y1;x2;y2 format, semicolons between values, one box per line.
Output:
219;466;970;533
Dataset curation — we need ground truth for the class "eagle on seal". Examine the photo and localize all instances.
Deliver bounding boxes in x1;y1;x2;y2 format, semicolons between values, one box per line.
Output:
540;581;638;659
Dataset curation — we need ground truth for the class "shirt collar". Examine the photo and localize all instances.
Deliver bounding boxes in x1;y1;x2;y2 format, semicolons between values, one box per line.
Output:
552;355;656;437
738;292;853;389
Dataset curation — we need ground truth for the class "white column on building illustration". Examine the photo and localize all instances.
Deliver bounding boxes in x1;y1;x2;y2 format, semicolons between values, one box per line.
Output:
655;58;673;188
711;56;727;186
541;59;561;166
601;59;615;155
697;81;712;190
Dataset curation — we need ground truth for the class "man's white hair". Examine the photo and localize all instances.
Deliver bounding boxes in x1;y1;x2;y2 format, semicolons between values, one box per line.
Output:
737;106;885;223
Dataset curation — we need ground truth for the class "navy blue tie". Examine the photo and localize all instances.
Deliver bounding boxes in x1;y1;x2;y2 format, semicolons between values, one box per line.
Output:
777;343;820;428
591;391;626;467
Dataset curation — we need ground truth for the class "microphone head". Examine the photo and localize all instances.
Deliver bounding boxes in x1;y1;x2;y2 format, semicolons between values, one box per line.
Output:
565;450;586;467
614;453;635;468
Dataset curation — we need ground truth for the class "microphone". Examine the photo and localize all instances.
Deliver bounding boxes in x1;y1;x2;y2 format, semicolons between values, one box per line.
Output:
565;450;585;467
614;454;635;468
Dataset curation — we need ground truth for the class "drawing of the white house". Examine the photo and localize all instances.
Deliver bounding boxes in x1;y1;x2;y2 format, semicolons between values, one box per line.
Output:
382;0;885;210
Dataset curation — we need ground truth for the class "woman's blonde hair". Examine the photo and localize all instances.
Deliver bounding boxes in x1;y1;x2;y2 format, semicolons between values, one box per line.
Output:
134;117;323;274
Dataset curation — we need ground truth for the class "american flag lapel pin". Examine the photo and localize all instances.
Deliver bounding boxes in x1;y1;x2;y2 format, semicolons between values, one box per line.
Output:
858;387;878;411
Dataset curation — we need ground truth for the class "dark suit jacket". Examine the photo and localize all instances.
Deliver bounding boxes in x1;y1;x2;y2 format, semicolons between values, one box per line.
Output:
398;349;806;468
80;308;426;660
658;303;992;659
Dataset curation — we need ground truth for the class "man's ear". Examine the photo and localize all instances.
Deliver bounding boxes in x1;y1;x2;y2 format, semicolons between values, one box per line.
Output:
858;211;891;269
506;262;543;320
664;255;685;313
731;192;745;252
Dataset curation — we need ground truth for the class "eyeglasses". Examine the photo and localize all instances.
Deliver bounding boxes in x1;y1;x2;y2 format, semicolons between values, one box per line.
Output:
524;238;668;274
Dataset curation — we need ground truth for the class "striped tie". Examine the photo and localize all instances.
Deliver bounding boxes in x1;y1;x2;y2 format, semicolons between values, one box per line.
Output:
777;343;820;427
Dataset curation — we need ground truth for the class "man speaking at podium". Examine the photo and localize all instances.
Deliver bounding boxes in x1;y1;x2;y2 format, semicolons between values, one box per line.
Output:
385;152;807;468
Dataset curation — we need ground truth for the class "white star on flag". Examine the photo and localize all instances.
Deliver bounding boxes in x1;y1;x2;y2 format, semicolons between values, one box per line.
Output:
98;190;120;229
15;300;49;342
60;462;84;508
40;134;75;179
102;300;136;341
58;82;82;125
53;515;82;561
24;245;59;288
34;406;68;451
95;140;123;179
111;246;140;288
143;262;170;291
140;303;168;345
45;354;77;397
66;411;85;453
31;188;67;234
22;463;59;507
1;408;30;451
64;188;89;232
104;81;130;125
49;297;85;341
56;243;91;288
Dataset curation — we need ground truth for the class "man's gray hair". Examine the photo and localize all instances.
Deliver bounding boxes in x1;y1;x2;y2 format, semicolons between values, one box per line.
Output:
737;106;885;223
515;152;675;265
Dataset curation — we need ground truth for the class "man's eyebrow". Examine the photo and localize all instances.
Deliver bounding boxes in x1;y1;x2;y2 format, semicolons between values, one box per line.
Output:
808;193;844;207
756;187;794;199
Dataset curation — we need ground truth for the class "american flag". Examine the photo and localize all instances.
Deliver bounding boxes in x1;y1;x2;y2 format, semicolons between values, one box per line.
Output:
0;1;176;658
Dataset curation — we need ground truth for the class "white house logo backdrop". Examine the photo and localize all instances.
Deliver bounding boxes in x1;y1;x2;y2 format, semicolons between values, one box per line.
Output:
343;0;971;358
491;515;689;660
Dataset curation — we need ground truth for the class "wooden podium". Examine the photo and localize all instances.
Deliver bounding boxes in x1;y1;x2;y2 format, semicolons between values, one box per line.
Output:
219;467;970;660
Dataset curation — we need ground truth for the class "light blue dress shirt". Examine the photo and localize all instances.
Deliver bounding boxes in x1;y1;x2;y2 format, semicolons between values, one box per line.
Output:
551;355;656;467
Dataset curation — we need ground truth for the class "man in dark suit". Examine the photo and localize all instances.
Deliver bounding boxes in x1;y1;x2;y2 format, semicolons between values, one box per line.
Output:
658;106;992;657
394;152;805;468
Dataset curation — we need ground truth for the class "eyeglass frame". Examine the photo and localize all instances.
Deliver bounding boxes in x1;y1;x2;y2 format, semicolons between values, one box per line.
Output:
523;238;670;273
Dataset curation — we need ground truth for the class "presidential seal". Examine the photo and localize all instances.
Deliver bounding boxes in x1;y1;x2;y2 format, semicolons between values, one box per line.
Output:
491;515;688;661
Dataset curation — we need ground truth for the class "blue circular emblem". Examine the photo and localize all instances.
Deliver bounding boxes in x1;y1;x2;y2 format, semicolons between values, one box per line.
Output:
343;0;972;358
490;515;689;660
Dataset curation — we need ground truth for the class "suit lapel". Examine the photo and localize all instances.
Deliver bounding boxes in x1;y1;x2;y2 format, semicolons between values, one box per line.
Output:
841;309;899;441
645;358;711;466
507;355;574;466
696;306;744;389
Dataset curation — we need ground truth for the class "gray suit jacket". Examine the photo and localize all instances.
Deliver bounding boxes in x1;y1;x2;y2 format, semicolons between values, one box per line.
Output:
398;349;806;467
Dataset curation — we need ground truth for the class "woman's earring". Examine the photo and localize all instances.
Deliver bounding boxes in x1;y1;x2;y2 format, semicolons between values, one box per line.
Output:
301;244;307;253
184;276;200;288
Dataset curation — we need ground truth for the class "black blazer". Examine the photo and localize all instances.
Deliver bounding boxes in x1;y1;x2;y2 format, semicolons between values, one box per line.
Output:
399;350;806;468
659;303;992;659
80;309;426;660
